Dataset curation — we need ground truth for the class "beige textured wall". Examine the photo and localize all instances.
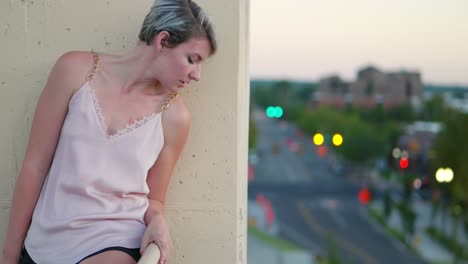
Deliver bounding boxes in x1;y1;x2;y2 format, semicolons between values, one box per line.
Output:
0;1;248;263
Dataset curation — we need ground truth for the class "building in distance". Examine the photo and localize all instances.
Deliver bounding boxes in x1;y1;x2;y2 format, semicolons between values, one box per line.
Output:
314;65;423;109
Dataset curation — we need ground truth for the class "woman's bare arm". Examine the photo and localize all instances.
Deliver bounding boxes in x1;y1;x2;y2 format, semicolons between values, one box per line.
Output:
140;98;190;264
144;98;191;222
2;52;90;261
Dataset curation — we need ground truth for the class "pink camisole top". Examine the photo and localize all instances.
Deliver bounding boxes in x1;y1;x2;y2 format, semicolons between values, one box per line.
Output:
24;52;176;263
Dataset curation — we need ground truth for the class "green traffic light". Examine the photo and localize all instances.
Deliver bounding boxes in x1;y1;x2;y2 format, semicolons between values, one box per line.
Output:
265;106;283;118
266;106;275;118
274;106;283;118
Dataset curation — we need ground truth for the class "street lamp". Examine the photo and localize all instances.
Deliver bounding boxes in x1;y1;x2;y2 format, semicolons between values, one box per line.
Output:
434;167;454;243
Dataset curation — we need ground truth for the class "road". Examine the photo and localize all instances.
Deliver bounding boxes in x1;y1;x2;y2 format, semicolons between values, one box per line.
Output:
248;111;426;264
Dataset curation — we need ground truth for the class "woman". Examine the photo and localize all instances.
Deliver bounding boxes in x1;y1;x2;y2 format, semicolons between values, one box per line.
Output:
1;0;216;263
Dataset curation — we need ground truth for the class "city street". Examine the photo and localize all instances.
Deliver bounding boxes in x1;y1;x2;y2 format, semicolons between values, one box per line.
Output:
248;112;426;264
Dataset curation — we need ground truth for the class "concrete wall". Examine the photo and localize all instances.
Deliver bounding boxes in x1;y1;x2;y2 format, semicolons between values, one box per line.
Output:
0;0;248;263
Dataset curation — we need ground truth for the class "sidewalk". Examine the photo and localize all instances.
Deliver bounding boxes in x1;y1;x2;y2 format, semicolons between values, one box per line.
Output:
248;234;283;264
371;200;453;263
369;171;468;263
413;199;460;261
248;199;315;264
247;233;315;264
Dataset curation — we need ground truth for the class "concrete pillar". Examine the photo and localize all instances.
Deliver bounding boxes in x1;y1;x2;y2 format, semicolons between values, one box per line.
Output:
0;1;248;263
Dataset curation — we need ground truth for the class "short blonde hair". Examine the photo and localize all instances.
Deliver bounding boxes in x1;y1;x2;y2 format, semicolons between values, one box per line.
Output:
139;0;217;55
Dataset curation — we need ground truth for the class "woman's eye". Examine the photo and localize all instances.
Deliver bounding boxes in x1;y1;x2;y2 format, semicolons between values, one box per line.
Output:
188;57;194;64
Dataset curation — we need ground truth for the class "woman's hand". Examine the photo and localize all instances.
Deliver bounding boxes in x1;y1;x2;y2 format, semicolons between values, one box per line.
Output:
140;213;173;264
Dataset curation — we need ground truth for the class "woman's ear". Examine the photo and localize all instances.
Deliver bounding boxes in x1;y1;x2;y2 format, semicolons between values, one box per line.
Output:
154;31;171;52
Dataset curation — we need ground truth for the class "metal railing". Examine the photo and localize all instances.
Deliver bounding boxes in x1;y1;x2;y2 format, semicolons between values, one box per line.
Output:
137;243;160;264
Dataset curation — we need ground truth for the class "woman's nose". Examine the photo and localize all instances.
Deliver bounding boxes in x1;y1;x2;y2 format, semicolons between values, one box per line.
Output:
189;66;201;81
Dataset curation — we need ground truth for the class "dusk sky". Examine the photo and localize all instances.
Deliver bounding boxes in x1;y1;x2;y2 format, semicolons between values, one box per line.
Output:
249;0;468;85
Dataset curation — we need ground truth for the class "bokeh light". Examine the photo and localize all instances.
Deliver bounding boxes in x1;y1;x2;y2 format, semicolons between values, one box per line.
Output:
313;133;324;146
265;106;283;118
392;148;401;159
436;168;454;183
401;150;409;159
317;145;327;157
400;158;409;169
358;187;371;205
332;134;343;146
413;178;422;189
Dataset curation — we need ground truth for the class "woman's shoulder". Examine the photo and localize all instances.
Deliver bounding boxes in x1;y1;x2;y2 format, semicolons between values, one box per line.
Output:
161;96;191;133
50;51;97;92
54;51;94;69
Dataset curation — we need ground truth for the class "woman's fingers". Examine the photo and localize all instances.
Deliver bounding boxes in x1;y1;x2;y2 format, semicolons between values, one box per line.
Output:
158;247;167;264
140;229;172;263
157;243;172;264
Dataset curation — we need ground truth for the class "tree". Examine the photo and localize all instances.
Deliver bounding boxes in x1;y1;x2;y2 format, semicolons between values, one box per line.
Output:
294;107;390;166
422;94;445;121
383;190;392;222
295;83;316;103
337;121;387;165
272;80;293;106
251;84;279;108
432;110;468;233
388;103;415;122
326;234;342;264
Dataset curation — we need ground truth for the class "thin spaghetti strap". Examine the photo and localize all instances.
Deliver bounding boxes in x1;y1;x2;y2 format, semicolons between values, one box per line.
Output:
87;50;100;81
161;93;179;111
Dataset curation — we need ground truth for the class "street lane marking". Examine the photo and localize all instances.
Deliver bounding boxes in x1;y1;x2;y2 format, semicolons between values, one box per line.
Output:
280;222;324;255
329;210;347;228
318;198;347;228
297;201;378;264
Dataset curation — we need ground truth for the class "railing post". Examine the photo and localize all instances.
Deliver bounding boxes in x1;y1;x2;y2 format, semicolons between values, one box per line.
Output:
138;243;161;264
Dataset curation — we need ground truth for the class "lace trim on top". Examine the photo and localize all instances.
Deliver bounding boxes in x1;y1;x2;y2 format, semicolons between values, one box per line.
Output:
87;50;179;140
88;86;161;139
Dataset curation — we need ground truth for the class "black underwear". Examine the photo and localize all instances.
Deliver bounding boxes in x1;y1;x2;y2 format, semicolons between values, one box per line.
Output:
20;246;141;264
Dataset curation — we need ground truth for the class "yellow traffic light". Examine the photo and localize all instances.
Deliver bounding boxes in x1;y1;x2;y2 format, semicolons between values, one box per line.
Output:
332;134;343;146
313;133;324;146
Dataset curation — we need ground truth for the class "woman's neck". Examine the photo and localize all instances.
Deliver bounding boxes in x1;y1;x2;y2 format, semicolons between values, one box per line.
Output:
99;43;166;95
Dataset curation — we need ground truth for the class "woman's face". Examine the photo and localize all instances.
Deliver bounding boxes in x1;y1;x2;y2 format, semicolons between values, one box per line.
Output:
154;37;211;93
